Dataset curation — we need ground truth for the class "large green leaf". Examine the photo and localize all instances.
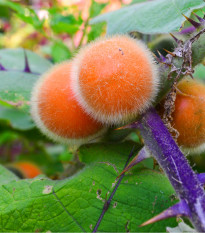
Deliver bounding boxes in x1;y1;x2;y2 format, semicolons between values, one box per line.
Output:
91;0;205;35
0;165;19;185
0;106;35;130
0;143;177;232
50;14;81;34
0;49;52;108
0;48;51;75
0;49;51;129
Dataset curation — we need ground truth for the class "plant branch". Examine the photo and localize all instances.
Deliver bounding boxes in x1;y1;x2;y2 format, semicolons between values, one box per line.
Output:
92;147;135;233
136;108;205;232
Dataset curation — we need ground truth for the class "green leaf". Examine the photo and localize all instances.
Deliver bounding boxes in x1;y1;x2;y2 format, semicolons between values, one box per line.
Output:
0;165;177;232
0;48;52;111
89;0;106;18
0;48;52;74
0;106;34;130
50;14;81;34
79;141;154;170
194;64;205;81
0;0;44;29
78;141;140;167
87;0;107;42
0;164;19;185
91;0;205;35
51;41;72;63
0;131;18;145
0;5;10;19
88;22;105;42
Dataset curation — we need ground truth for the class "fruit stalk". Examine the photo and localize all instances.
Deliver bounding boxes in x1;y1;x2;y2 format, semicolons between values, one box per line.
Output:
135;108;205;231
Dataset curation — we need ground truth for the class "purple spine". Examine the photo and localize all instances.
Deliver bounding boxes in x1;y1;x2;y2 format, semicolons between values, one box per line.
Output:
137;108;205;232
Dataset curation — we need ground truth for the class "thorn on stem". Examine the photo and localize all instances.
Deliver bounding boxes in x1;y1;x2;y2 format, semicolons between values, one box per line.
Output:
182;14;201;28
169;33;181;44
23;50;32;73
0;63;6;71
192;12;205;23
151;52;162;63
139;200;190;227
116;122;139;130
163;49;176;57
117;147;151;178
157;50;166;62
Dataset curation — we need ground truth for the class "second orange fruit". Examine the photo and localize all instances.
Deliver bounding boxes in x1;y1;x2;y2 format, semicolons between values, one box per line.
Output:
172;78;205;152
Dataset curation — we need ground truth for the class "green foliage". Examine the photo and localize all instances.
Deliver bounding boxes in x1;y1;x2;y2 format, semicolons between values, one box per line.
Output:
51;41;72;63
0;164;19;185
0;48;51;75
91;0;205;35
194;64;205;81
0;106;34;130
0;0;44;30
0;48;51;129
0;143;177;232
0;1;205;232
87;0;107;42
50;14;82;35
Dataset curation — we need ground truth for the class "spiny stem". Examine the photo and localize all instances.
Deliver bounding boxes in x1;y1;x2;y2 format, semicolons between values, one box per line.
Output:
92;147;135;233
137;108;205;232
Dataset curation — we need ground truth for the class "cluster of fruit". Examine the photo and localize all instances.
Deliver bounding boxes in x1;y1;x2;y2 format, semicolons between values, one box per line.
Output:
31;35;205;152
31;35;159;146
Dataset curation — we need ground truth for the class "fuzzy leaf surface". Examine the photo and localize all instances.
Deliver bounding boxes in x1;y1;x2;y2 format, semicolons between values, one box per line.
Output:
91;0;205;35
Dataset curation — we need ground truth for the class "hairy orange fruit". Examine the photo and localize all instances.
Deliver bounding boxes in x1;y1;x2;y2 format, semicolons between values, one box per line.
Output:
172;78;205;152
31;62;105;146
14;162;42;178
71;35;159;125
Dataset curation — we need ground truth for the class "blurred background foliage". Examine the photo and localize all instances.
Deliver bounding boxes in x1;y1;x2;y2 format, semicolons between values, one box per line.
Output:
0;0;204;181
0;0;141;180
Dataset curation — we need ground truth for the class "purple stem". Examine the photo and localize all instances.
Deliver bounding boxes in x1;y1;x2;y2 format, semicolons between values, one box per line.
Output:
136;108;205;232
179;26;196;35
198;173;205;185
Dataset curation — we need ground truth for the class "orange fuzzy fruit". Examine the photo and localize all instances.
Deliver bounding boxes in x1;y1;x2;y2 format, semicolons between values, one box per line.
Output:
31;62;105;146
171;78;205;152
14;162;42;178
71;35;159;125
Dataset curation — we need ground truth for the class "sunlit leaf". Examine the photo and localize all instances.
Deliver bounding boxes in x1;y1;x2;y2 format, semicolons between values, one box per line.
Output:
91;0;205;35
0;143;177;232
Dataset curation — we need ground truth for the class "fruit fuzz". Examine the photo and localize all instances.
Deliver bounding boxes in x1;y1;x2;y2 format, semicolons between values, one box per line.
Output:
168;77;205;152
31;62;105;146
71;35;159;125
